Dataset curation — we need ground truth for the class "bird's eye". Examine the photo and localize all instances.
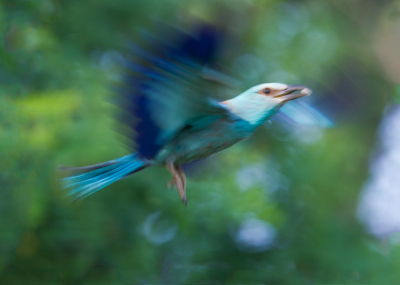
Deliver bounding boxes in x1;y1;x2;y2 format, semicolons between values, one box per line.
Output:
264;88;271;94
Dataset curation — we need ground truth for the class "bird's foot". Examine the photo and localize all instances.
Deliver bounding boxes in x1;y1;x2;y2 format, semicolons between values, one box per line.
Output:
166;162;187;205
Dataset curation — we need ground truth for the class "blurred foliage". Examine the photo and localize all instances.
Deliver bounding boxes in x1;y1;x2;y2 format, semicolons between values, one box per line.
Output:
1;0;400;284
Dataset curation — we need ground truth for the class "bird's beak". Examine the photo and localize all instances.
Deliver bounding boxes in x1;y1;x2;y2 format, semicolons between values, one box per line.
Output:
274;85;312;102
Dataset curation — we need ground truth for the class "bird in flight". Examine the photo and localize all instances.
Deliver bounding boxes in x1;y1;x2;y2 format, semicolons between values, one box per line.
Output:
61;23;312;205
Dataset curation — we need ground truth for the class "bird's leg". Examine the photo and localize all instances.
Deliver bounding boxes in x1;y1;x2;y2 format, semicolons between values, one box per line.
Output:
177;165;186;193
166;162;187;205
166;163;177;189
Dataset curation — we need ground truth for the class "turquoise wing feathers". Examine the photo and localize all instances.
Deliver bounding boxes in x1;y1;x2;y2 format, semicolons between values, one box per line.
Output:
125;51;234;149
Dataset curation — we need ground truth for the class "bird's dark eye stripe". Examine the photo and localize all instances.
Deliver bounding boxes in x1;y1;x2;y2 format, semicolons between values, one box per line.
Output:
264;88;270;94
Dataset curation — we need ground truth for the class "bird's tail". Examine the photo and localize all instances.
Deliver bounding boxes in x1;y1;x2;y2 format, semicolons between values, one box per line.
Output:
60;153;149;200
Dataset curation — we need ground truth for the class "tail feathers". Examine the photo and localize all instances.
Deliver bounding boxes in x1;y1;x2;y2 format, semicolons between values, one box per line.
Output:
61;153;148;200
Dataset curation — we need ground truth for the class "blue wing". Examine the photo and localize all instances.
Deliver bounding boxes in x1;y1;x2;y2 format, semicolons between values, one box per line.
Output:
120;22;228;159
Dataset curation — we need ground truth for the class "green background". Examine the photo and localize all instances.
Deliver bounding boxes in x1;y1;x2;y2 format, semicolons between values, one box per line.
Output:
1;0;400;283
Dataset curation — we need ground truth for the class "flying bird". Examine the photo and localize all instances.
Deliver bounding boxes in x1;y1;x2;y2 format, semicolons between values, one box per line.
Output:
61;23;313;205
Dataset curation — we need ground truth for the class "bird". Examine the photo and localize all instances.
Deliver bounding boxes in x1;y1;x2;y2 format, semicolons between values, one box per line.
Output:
61;82;311;204
60;23;313;205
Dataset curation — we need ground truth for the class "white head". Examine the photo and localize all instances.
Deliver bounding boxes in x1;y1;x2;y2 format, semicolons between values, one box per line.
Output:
225;82;312;125
246;82;312;104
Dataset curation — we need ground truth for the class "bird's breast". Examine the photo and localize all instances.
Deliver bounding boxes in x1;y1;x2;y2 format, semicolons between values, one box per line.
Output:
156;119;254;165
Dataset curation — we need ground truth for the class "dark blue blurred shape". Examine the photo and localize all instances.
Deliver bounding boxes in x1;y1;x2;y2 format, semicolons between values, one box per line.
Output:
121;22;223;159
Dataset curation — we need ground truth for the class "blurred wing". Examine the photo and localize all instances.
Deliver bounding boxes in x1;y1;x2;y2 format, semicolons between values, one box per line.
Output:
274;100;334;128
120;23;227;159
